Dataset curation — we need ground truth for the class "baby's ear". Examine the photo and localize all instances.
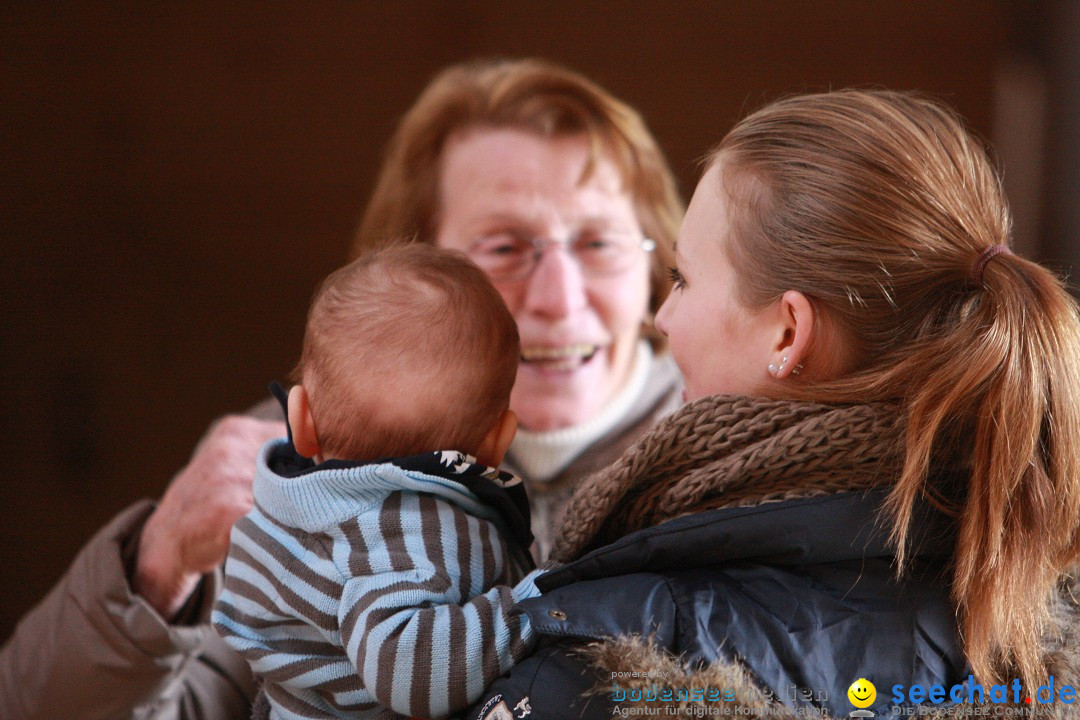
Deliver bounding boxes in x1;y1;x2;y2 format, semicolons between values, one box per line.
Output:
475;409;517;468
287;385;321;459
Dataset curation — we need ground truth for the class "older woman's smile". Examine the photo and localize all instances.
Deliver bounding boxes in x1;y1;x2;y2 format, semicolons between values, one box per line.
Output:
520;344;600;369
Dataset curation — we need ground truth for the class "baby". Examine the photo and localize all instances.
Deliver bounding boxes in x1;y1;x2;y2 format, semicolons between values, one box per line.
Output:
213;244;539;719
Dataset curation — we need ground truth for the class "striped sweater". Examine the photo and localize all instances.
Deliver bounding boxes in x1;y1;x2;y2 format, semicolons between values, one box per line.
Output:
212;439;540;720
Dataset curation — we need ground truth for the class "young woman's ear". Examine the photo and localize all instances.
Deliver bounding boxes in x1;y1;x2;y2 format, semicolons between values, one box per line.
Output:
767;290;815;380
287;385;322;459
475;409;518;468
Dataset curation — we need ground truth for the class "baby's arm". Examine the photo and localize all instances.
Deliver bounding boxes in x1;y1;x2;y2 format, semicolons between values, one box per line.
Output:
338;493;541;719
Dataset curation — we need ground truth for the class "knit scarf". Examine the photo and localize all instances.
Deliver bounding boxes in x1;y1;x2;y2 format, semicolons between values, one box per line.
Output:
552;394;904;562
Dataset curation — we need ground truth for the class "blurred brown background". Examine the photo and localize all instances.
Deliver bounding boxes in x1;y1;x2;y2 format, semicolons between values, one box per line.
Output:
2;1;1077;639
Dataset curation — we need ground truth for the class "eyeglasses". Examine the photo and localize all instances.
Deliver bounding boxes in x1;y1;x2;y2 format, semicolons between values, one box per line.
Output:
466;230;656;282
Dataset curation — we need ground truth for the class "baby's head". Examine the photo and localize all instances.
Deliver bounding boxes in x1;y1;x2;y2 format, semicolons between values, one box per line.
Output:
288;244;520;465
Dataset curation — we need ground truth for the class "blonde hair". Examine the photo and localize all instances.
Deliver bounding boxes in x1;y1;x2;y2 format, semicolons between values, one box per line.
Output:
353;57;683;347
716;90;1080;687
298;244;519;461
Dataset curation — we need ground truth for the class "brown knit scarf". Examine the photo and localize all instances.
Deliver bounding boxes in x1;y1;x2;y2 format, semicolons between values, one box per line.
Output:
552;394;904;562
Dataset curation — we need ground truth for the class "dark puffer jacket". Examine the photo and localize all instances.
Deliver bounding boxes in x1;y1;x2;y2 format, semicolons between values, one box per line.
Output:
468;489;967;720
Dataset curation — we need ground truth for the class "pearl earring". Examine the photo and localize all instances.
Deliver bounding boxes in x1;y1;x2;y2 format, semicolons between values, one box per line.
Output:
770;356;805;378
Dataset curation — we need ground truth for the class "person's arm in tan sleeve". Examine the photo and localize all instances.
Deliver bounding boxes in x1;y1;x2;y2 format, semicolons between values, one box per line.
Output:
0;411;282;720
0;502;255;719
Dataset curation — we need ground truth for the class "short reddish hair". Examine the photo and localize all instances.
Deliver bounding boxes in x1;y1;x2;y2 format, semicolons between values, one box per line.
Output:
353;57;683;348
297;244;519;460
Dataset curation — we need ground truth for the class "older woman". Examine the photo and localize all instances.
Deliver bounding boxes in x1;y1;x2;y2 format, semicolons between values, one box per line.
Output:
0;59;683;719
355;59;683;560
473;90;1080;719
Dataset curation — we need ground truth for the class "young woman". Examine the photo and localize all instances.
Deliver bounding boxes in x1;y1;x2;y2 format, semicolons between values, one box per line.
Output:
475;89;1080;719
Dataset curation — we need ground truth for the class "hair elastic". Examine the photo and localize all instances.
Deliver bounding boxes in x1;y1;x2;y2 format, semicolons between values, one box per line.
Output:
970;244;1013;285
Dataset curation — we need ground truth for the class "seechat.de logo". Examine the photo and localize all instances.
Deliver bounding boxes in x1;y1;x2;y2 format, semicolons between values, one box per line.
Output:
848;679;877;718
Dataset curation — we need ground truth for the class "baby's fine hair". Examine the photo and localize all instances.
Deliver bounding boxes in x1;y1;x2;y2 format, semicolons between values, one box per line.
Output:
296;243;519;461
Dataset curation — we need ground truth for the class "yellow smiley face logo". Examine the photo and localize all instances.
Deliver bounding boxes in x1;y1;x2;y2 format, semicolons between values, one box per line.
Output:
848;678;877;708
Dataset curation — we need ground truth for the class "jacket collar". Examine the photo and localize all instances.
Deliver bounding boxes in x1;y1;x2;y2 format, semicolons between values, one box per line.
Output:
538;489;954;593
262;382;534;556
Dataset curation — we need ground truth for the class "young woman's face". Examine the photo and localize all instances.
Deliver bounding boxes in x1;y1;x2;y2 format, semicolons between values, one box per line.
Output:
655;163;777;402
436;129;652;431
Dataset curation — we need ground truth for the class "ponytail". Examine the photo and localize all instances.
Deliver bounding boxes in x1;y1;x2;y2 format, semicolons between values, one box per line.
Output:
883;250;1080;686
